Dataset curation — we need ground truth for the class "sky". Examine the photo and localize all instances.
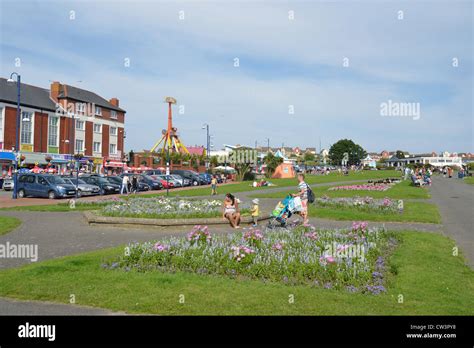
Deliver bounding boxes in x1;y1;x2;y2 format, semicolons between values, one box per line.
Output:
0;0;472;154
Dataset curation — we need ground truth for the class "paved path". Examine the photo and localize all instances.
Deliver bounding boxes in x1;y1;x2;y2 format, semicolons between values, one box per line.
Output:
428;176;474;267
0;297;123;315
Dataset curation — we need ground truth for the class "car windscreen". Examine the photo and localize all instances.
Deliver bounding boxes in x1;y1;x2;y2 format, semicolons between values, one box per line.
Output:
46;176;66;184
142;175;155;181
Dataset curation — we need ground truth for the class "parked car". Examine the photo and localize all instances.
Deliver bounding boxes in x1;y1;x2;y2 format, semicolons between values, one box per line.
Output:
170;174;190;187
122;174;162;190
199;173;212;185
2;178;14;191
110;175;150;192
17;174;77;199
154;175;181;188
80;175;121;195
170;170;201;186
149;175;173;189
60;176;100;197
143;169;163;176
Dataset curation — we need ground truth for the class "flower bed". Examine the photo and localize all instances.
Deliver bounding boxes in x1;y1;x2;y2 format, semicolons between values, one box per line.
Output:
329;184;393;191
315;195;398;213
104;223;398;294
100;197;238;219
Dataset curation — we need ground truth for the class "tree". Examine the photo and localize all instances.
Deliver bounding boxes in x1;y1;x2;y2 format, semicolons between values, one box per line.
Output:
328;139;367;166
303;152;315;162
264;152;283;178
229;148;254;181
210;156;218;168
395;150;406;159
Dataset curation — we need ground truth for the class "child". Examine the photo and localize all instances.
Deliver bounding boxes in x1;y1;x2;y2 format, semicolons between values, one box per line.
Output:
251;198;259;227
211;176;218;195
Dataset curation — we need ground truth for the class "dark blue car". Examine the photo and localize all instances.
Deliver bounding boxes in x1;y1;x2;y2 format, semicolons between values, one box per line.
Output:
17;174;77;199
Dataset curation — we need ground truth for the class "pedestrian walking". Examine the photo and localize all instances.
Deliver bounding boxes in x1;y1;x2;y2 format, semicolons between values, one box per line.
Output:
131;175;138;194
121;175;129;195
211;175;218;195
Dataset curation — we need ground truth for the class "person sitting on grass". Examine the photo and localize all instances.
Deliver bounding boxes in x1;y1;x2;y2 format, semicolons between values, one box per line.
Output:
222;193;241;229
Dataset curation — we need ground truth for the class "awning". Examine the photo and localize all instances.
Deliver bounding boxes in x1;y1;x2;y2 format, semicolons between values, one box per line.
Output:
104;161;125;168
0;152;15;161
22;153;48;165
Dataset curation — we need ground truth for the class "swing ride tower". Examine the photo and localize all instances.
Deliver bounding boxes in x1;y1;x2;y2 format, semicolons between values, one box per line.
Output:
150;97;189;154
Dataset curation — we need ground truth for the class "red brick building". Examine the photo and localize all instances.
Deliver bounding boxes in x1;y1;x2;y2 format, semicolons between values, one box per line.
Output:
0;78;126;174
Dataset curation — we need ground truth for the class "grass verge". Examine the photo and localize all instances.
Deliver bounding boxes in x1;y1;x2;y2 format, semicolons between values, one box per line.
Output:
252;180;429;199
308;201;441;224
0;216;22;236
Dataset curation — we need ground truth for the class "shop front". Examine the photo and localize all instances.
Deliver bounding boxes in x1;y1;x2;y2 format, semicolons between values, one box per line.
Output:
103;157;126;175
0;151;16;178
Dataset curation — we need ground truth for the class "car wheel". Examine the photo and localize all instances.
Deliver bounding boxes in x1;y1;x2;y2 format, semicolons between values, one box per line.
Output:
48;191;56;199
77;190;82;198
100;188;105;195
193;181;198;186
17;189;25;198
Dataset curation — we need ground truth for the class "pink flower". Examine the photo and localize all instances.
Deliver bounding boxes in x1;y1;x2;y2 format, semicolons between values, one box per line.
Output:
272;242;284;251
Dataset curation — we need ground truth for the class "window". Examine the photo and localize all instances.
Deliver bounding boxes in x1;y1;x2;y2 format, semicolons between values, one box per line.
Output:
95;106;102;116
76;120;85;130
48;116;58;147
75;139;84;152
110;127;117;136
111;110;117;119
93;141;101;153
109;144;117;154
76;103;85;113
0;107;3;142
93;123;102;133
20;112;33;144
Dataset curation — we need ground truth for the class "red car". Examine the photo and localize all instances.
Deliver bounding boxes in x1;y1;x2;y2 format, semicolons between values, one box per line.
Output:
151;175;174;189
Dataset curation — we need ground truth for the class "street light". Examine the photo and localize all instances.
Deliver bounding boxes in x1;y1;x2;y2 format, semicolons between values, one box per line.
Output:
202;124;210;170
265;138;270;153
7;72;21;199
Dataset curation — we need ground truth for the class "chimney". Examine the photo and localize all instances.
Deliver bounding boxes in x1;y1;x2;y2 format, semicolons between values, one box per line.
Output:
109;98;119;107
50;81;61;102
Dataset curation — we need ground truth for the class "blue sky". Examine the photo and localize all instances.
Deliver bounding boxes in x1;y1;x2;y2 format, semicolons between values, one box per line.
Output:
0;0;472;153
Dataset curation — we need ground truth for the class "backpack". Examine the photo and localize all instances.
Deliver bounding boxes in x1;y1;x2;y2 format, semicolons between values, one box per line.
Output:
306;183;315;203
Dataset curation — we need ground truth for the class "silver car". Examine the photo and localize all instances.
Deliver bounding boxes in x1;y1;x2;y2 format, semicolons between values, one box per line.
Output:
2;178;14;191
171;174;190;187
62;177;101;197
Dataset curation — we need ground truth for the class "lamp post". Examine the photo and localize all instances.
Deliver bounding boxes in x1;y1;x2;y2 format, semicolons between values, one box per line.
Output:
265;138;270;153
202;124;210;170
166;146;170;196
7;73;21;199
73;153;82;198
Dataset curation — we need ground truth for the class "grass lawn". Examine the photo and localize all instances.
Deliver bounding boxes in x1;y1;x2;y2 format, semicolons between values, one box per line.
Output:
253;180;429;200
137;170;401;198
464;177;474;185
308;201;441;224
0;231;471;315
0;216;21;236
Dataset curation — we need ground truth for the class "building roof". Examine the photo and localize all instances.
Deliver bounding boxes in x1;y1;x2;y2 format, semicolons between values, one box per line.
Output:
187;146;205;155
58;84;125;112
0;78;57;112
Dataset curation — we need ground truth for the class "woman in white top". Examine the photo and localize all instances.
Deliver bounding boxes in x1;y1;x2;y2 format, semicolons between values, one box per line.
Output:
222;193;241;228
